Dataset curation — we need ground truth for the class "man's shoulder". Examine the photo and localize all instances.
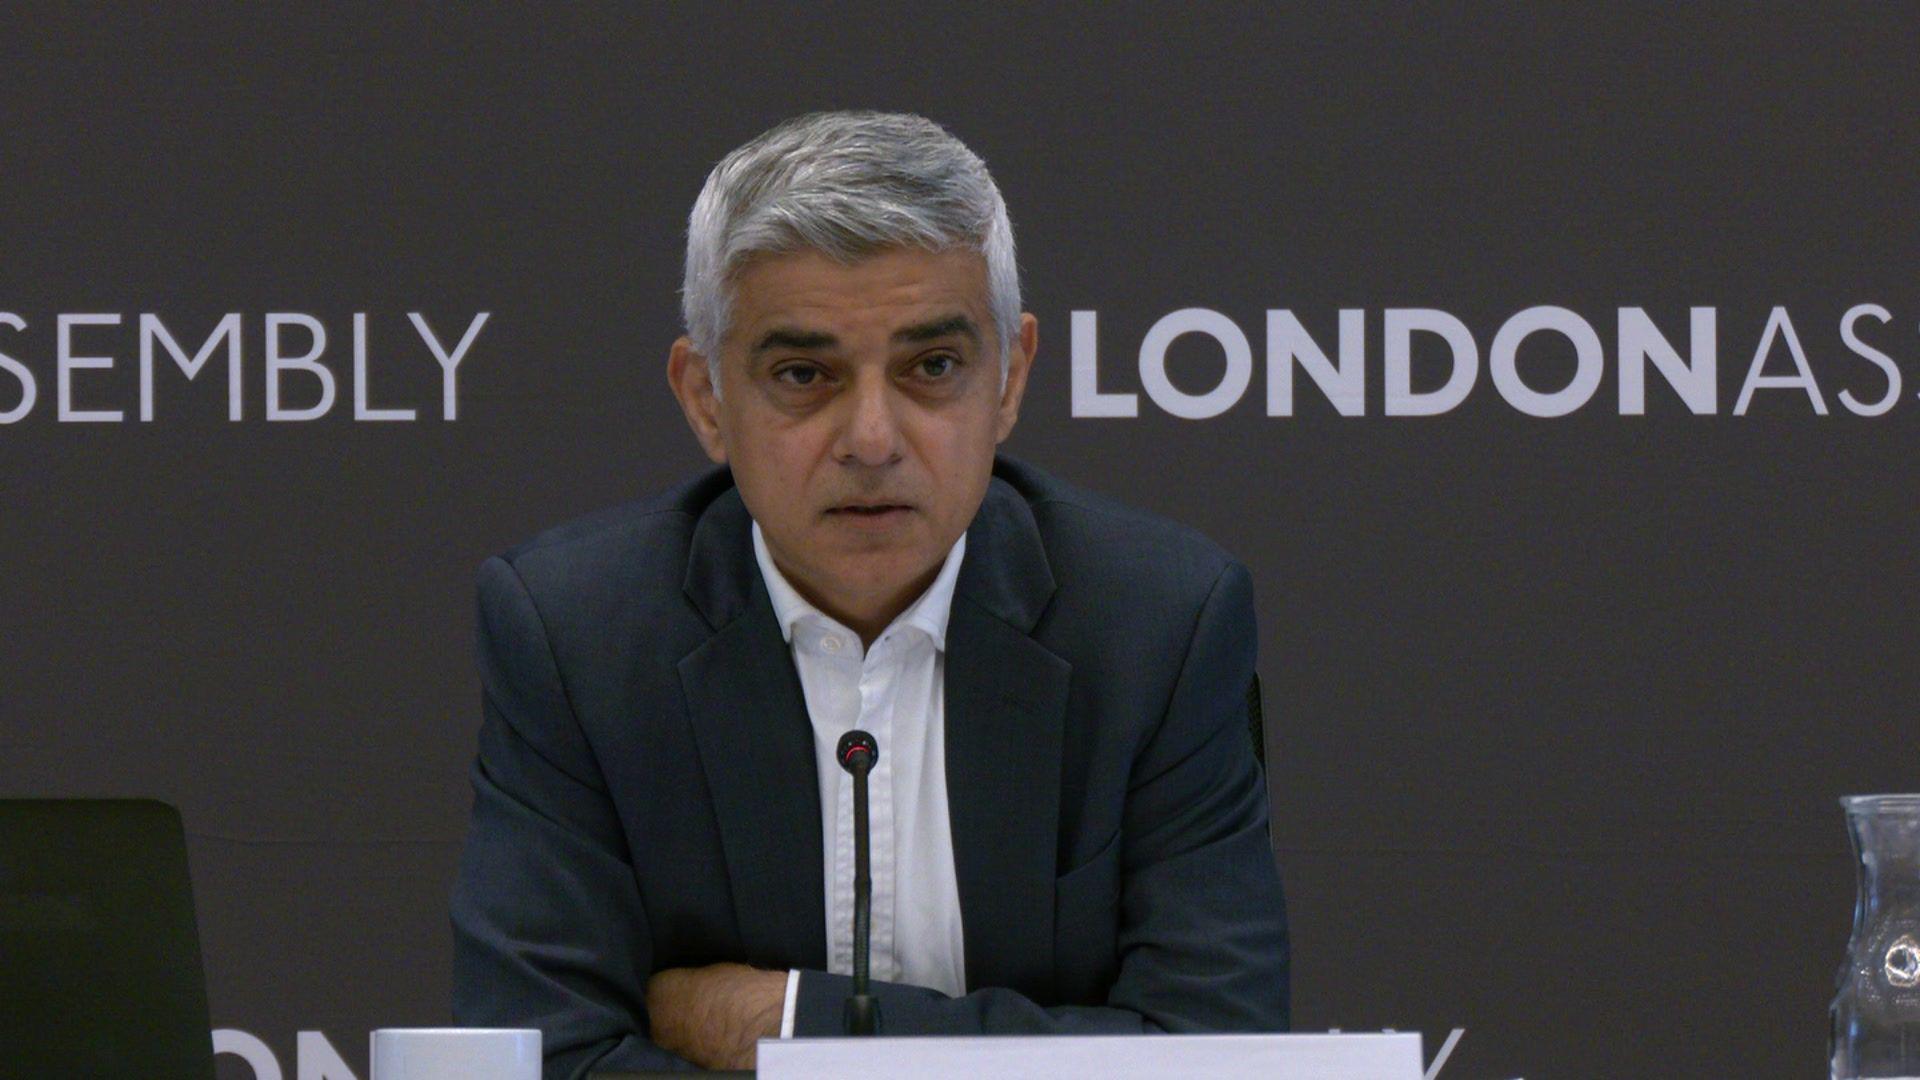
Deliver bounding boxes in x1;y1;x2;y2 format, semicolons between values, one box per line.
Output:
993;457;1240;603
487;467;734;595
484;458;1242;624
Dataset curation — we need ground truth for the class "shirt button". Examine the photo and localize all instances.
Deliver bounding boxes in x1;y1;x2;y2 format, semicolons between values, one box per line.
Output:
821;634;844;654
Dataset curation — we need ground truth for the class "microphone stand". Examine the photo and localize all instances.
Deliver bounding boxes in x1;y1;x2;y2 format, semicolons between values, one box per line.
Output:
837;730;881;1036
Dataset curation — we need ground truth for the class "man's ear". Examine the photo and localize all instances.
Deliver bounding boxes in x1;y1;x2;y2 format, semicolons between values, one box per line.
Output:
667;337;729;464
994;313;1039;443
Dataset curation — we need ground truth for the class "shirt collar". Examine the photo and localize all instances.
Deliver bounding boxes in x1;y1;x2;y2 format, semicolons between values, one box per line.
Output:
751;520;967;652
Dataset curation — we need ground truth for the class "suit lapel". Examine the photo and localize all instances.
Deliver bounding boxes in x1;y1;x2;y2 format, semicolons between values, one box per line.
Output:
677;485;826;970
944;474;1071;997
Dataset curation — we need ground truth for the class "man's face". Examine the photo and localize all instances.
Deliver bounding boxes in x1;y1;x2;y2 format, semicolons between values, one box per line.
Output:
669;246;1037;634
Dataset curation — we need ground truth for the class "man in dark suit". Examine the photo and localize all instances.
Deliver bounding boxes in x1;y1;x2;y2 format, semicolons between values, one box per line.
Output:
452;111;1289;1078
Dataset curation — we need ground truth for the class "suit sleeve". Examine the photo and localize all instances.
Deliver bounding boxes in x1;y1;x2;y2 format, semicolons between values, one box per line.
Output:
450;556;696;1078
791;560;1291;1035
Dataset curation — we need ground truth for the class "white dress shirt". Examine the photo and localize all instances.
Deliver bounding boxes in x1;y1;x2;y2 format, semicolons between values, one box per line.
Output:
751;522;969;1037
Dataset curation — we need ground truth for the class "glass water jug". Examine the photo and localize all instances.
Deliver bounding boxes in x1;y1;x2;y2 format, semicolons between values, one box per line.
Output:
1831;793;1920;1079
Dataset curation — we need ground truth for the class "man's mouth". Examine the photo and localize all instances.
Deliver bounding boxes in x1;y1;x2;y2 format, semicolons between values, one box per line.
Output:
828;503;912;517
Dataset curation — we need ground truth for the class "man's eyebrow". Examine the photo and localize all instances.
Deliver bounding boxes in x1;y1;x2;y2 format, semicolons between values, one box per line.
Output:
893;314;981;345
750;328;838;354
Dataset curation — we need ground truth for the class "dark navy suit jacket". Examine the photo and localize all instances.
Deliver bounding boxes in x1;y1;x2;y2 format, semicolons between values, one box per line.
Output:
451;458;1290;1078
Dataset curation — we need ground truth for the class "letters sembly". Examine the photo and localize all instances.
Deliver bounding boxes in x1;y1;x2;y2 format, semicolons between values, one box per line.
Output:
0;311;489;424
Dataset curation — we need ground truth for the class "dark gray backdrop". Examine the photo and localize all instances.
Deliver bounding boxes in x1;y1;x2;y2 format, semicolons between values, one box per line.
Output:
4;5;1915;1077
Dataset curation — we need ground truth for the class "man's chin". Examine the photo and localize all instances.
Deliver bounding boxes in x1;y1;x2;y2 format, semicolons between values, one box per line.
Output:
815;542;946;600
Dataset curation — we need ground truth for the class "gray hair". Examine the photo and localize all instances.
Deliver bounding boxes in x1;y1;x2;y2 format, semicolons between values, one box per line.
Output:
681;111;1021;394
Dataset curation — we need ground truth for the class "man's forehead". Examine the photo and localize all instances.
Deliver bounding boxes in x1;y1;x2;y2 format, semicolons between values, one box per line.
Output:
726;247;991;345
748;313;984;357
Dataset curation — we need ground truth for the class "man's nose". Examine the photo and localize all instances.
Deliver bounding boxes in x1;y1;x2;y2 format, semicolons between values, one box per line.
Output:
835;374;903;467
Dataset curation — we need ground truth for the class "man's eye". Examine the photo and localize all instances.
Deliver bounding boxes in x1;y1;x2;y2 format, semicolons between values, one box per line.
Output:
917;354;958;378
774;365;822;387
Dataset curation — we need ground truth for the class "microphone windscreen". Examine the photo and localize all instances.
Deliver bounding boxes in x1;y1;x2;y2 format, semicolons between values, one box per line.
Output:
836;729;878;771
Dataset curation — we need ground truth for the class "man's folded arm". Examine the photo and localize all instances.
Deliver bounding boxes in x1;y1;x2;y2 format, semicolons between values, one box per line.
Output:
451;555;695;1078
790;560;1291;1037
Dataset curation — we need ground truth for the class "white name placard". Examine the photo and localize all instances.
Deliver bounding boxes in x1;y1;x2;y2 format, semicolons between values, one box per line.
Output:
757;1032;1423;1080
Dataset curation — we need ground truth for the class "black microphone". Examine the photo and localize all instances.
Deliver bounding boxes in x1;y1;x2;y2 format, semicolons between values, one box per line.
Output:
835;729;881;1036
